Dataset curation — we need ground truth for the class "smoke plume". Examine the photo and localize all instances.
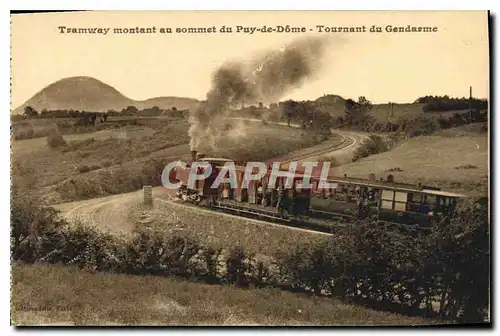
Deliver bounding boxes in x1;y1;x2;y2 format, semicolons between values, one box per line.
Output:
188;36;330;151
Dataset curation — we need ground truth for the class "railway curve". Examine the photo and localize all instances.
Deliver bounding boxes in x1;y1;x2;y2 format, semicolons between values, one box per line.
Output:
53;118;368;236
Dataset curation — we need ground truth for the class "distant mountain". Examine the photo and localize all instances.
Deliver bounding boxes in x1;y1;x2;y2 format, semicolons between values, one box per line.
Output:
314;94;347;117
12;76;201;114
136;96;201;111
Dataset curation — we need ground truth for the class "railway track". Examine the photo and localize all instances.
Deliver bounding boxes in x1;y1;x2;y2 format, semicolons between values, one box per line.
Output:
155;196;335;237
280;134;352;165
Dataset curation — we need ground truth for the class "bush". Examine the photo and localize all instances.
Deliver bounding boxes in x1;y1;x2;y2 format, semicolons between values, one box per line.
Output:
101;160;113;168
405;116;440;138
78;165;91;173
77;164;101;173
46;128;67;148
55;177;104;201
191;246;224;283
352;135;388;162
224;246;254;287
11;190;66;263
124;230;200;277
11;188;489;323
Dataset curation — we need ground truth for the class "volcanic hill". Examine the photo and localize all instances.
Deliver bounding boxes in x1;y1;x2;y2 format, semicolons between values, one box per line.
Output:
12;76;200;114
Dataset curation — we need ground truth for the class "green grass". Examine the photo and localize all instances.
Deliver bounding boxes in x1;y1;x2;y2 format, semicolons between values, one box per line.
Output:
335;128;488;197
369;103;464;123
11;263;432;326
197;122;326;162
12;118;330;204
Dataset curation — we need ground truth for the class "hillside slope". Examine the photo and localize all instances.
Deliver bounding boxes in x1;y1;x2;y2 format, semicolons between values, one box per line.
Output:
12;76;200;114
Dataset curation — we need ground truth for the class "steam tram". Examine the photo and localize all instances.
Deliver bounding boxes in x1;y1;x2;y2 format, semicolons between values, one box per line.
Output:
170;153;466;232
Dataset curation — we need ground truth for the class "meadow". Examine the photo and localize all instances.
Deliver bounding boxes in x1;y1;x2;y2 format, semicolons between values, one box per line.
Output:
337;124;488;197
11;116;328;204
11;263;431;326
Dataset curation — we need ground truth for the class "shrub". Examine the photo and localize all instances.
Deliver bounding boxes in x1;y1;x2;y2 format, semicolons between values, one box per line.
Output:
11;190;66;263
46;128;67;148
352;135;388;162
55;177;104;201
191;247;224;283
101;160;113;168
124;230;200;277
224;246;249;287
455;164;478;170
11;187;489;323
316;155;340;168
56;222;123;273
405;116;440;138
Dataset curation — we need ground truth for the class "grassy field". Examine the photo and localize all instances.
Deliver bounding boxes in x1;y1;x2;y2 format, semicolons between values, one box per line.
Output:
12;116;163;140
290;100;463;123
11;263;432;326
336;124;488;197
369;103;464;122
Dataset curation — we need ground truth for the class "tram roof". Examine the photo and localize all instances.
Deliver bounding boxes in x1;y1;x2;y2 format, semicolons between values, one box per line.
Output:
320;176;466;197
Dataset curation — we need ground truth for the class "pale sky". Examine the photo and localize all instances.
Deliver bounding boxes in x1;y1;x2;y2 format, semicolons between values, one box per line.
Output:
11;11;489;108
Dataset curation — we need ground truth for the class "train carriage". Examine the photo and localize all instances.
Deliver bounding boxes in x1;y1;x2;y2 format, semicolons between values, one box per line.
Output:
168;152;466;232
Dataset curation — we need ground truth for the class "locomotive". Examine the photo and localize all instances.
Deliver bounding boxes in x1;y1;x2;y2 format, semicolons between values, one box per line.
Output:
167;151;466;233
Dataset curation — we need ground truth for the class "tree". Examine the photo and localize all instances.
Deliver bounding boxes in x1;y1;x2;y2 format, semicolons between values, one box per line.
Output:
344;96;373;127
23;106;38;118
122;105;139;115
282;100;297;126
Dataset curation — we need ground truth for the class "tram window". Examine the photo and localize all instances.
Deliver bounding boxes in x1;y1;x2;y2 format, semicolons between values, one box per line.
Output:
394;202;406;211
424;194;436;204
381;190;395;201
441;197;455;211
395;192;408;202
424;195;437;210
381;190;395;210
422;194;436;213
410;193;422;203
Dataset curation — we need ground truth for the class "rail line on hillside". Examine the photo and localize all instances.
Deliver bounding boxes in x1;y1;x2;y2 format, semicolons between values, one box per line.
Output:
54;118;363;237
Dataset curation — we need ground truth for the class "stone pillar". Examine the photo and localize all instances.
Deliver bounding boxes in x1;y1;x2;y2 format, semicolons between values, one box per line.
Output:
143;185;153;207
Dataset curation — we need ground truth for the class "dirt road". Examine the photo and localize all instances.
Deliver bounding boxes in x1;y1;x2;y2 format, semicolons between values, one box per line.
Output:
54;191;143;234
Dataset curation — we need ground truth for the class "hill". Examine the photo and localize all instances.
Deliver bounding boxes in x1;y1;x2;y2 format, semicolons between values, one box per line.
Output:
12;76;200;114
335;127;488;197
136;96;201;111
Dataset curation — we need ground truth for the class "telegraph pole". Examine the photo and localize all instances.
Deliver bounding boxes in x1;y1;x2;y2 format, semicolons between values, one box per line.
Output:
469;86;473;123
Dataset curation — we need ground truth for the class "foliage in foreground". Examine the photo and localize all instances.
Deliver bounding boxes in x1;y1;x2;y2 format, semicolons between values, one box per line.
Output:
11;190;489;323
352;135;388;162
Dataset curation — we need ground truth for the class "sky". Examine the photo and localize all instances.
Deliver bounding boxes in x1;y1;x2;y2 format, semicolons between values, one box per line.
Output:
11;10;489;108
